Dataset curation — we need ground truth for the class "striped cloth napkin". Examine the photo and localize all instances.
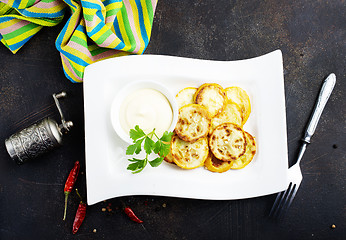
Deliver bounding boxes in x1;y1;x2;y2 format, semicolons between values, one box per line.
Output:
0;0;157;82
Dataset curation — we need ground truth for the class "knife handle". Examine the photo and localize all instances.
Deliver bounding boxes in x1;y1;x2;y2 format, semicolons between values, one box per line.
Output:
303;73;336;143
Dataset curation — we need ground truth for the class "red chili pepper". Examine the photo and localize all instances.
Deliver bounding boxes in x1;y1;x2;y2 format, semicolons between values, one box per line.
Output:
124;207;143;223
63;161;80;220
72;189;86;234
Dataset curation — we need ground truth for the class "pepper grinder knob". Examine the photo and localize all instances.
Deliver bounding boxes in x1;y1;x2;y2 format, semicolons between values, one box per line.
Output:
53;92;73;134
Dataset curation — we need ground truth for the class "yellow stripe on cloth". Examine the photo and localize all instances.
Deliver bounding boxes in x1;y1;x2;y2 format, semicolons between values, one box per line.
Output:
140;0;152;38
115;9;131;51
128;0;145;54
27;4;66;15
3;25;42;45
0;18;19;28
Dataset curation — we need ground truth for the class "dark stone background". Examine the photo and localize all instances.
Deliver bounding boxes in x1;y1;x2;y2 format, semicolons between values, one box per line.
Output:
0;1;345;239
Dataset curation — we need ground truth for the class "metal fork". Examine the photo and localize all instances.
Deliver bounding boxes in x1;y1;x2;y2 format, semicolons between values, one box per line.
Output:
269;73;336;219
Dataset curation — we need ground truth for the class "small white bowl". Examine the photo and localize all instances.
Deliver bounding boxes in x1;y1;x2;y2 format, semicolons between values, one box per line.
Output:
110;80;178;144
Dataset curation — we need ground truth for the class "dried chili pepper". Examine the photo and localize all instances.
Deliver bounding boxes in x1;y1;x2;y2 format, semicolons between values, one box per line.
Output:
124;206;143;223
63;161;80;220
72;189;87;234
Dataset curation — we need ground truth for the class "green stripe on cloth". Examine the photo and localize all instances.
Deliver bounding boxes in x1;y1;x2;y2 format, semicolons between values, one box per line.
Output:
90;46;108;56
68;60;84;78
83;13;93;22
145;0;154;23
3;22;38;38
96;29;112;44
70;35;88;48
25;0;36;8
120;3;136;52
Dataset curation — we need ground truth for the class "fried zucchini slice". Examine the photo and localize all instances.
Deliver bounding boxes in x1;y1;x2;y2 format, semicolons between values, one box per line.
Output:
176;87;197;109
209;101;243;135
164;151;175;164
171;136;209;169
209;123;246;161
193;83;212;102
225;87;251;125
175;104;210;142
195;83;226;117
231;131;256;169
204;152;233;173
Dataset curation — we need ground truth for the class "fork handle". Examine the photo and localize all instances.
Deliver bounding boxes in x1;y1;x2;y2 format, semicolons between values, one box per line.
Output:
303;73;336;143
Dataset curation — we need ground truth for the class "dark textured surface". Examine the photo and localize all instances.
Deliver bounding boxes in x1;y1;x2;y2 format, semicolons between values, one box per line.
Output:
0;1;345;239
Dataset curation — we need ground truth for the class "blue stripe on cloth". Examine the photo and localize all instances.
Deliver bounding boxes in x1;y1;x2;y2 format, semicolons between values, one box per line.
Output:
134;0;148;46
114;40;125;50
102;0;122;5
102;0;111;6
16;9;65;18
55;18;69;49
62;63;77;83
0;16;14;24
7;35;32;52
102;0;122;7
12;0;21;9
88;21;104;36
76;23;87;34
81;1;102;10
112;19;124;43
95;8;104;22
61;50;89;66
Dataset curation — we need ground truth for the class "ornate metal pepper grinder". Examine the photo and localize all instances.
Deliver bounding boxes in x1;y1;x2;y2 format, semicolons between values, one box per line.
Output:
5;92;73;164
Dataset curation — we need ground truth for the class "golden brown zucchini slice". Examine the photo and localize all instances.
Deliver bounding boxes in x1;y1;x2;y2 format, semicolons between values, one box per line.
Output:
204;152;233;173
230;131;256;169
171;135;209;169
176;87;198;109
209;101;243;134
194;83;226;117
193;83;211;102
175;104;210;142
163;151;175;164
225;86;251;125
209;123;246;161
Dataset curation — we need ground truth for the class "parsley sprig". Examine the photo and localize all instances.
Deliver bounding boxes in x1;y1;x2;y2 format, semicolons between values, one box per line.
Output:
126;125;173;173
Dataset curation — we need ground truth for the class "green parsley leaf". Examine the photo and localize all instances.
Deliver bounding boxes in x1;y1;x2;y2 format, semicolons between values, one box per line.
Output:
127;158;147;173
128;158;142;162
127;161;142;171
126;144;137;155
144;137;155;154
129;125;146;142
149;157;164;167
134;138;144;154
160;131;174;142
125;138;144;155
153;140;162;154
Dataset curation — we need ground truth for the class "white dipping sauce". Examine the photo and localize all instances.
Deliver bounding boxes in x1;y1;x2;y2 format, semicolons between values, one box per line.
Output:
119;88;173;137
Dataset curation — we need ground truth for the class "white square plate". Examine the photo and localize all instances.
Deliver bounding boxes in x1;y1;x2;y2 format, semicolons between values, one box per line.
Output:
83;50;288;205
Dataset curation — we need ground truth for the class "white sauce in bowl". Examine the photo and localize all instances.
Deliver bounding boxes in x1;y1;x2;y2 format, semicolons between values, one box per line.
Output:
119;88;173;137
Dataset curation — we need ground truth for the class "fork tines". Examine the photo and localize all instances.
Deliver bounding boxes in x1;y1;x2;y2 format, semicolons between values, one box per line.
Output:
269;182;298;219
